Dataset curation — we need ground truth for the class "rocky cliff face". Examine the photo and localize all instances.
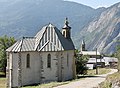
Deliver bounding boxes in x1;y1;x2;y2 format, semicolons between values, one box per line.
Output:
76;3;120;54
0;0;101;38
0;0;120;54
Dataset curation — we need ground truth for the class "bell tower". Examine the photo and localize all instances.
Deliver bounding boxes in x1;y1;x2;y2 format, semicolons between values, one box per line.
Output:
81;39;86;51
62;18;71;39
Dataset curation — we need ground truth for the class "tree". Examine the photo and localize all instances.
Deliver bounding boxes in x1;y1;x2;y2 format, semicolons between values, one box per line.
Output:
75;50;88;75
0;35;16;75
114;44;120;72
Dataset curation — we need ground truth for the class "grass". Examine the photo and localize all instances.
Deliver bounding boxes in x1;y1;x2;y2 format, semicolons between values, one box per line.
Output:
0;72;6;88
22;81;70;88
0;68;111;88
99;72;120;88
23;68;111;88
87;68;111;76
22;78;87;88
106;72;120;81
0;77;6;88
0;77;72;88
0;72;5;75
22;78;86;88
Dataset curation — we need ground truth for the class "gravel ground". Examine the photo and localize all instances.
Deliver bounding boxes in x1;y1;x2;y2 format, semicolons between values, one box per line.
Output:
54;69;117;88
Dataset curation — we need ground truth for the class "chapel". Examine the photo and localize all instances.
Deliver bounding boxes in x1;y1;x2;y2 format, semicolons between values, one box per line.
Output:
6;18;76;88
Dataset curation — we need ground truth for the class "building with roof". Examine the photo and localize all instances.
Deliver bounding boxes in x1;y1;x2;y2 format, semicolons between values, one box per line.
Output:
79;39;102;59
103;57;118;68
79;51;101;58
6;18;76;88
79;40;104;69
86;58;105;69
80;39;86;51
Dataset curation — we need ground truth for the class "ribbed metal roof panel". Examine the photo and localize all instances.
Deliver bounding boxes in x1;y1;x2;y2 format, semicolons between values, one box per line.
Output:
34;26;47;50
79;51;101;55
6;37;36;52
21;38;35;51
6;23;75;52
35;23;75;51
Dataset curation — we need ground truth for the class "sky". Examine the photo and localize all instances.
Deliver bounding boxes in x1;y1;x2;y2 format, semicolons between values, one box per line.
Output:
66;0;120;8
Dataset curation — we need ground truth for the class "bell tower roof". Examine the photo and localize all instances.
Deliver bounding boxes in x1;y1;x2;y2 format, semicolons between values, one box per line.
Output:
62;18;71;39
81;39;86;51
65;17;69;26
62;17;71;29
82;39;85;45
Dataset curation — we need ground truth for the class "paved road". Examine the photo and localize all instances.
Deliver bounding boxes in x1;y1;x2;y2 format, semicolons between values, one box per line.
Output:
54;69;117;88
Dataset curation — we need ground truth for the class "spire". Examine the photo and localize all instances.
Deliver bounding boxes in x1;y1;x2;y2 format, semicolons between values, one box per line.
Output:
65;17;69;26
81;39;85;45
81;38;86;51
62;17;71;29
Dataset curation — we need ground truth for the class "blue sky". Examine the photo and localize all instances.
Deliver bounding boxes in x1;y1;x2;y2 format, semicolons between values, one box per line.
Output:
66;0;120;8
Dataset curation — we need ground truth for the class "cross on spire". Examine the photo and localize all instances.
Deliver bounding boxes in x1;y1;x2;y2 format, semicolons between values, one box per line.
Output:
65;17;69;26
63;17;71;29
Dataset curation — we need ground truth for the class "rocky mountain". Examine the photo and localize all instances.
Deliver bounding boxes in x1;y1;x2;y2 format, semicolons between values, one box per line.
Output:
0;0;103;37
0;0;120;54
77;2;120;54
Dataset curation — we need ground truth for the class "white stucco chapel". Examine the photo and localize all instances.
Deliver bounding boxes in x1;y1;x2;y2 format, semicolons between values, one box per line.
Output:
6;18;76;88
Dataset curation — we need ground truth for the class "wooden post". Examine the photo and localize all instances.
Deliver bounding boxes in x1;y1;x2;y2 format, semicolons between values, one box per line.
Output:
96;48;98;74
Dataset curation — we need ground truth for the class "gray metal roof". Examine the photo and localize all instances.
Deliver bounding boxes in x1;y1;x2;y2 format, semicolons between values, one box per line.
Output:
79;51;101;55
6;37;36;52
54;26;74;50
87;58;105;63
6;23;75;52
103;57;118;62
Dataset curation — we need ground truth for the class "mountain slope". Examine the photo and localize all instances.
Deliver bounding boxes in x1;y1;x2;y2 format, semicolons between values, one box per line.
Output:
1;0;119;54
77;2;120;54
0;0;104;38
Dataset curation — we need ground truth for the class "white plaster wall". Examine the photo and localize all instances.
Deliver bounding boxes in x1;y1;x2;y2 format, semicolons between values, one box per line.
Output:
9;53;12;71
61;50;75;81
41;52;58;82
8;53;13;88
9;50;75;87
54;50;75;82
21;52;41;86
12;53;19;87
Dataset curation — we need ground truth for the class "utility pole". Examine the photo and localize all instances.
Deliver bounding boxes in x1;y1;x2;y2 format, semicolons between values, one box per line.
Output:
96;48;98;74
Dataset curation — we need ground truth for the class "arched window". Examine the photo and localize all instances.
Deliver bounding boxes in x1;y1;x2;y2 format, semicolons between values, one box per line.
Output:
63;31;66;37
47;54;51;68
26;54;30;68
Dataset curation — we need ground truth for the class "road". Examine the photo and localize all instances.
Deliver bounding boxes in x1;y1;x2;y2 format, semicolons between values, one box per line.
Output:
54;69;117;88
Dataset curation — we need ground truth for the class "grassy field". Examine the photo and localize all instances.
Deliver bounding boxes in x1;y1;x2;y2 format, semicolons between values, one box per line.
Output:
106;72;120;81
23;68;111;88
99;72;120;88
22;81;70;88
0;72;5;75
0;72;6;88
87;68;111;76
0;77;6;88
0;68;111;88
